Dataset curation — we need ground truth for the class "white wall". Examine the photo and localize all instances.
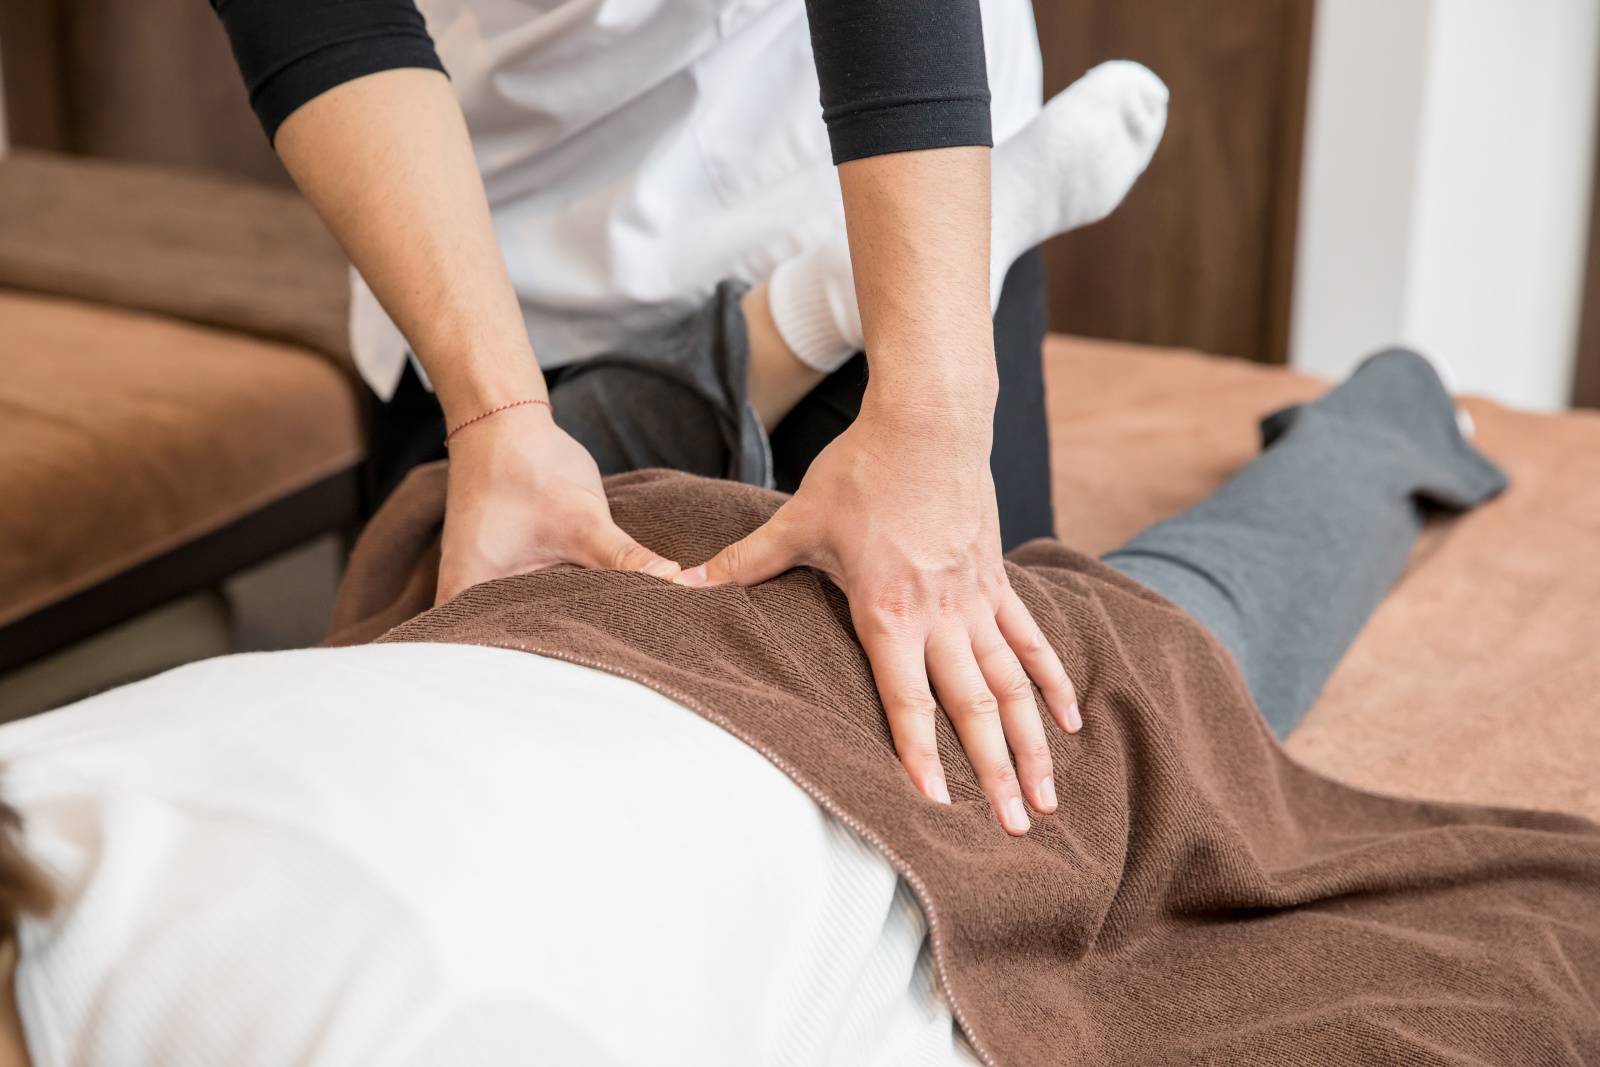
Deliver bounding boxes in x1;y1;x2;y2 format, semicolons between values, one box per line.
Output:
1291;0;1600;411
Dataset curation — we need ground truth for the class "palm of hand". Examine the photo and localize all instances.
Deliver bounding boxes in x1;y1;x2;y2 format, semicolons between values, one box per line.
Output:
435;410;679;604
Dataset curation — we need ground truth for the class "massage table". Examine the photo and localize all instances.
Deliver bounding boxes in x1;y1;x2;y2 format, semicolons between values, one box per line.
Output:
0;143;1593;824
1044;335;1600;822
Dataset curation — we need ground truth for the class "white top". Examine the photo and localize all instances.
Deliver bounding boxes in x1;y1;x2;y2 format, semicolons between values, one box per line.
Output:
2;643;977;1066
351;0;1044;397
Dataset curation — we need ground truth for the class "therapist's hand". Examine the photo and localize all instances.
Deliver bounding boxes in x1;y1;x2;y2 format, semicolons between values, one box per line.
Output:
270;69;683;605
435;406;681;604
680;387;1081;836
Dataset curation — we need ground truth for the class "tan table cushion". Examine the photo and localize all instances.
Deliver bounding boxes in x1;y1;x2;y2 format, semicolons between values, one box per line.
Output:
1044;335;1600;821
0;150;351;373
0;291;361;627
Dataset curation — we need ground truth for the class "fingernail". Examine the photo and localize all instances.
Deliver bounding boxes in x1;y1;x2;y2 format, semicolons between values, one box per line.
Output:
1038;775;1056;810
931;778;951;805
1066;702;1083;733
678;565;708;588
1004;796;1030;834
643;558;679;579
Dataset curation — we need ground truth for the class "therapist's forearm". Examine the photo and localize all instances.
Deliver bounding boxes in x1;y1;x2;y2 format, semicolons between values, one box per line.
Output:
837;146;998;431
274;68;543;426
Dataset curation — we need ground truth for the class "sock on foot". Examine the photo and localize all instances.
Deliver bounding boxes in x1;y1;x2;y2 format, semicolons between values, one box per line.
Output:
990;60;1168;306
768;60;1168;375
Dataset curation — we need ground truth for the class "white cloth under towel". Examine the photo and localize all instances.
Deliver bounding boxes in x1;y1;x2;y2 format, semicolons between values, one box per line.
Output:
0;643;980;1066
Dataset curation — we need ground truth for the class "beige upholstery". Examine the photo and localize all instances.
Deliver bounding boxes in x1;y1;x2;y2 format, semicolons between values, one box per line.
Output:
0;292;361;628
0;150;350;371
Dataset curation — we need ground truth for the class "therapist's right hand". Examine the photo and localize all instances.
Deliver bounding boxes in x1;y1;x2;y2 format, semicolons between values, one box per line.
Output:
434;405;682;604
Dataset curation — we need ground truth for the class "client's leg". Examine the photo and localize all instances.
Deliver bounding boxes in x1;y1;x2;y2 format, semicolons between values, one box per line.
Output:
552;61;1166;541
548;284;774;486
764;249;1057;549
759;60;1169;397
1102;351;1508;738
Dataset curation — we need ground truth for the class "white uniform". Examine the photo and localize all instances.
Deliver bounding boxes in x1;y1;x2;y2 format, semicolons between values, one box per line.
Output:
351;0;1044;397
3;644;980;1065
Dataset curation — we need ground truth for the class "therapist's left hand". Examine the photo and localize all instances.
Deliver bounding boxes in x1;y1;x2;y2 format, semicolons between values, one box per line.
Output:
679;385;1081;836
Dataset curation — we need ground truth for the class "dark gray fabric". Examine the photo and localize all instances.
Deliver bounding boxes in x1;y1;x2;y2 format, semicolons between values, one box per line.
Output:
214;0;991;159
550;283;773;488
1103;349;1509;739
804;0;991;164
767;247;1054;549
985;246;1055;544
552;252;1055;551
364;248;1055;543
210;0;447;144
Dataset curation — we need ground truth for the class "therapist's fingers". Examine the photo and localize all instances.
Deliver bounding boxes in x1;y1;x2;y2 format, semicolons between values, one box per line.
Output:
972;620;1057;815
927;626;1030;836
857;618;950;805
997;589;1081;733
435;559;475;606
578;519;683;580
678;508;802;588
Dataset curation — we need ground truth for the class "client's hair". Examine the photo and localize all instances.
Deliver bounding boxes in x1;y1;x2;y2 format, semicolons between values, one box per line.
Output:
0;797;53;940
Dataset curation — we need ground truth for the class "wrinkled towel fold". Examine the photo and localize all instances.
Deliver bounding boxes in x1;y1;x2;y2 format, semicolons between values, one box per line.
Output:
329;466;1600;1065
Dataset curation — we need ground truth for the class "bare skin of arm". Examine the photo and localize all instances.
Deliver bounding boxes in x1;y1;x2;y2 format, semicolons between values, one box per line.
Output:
690;148;1081;836
274;68;680;599
277;70;1071;835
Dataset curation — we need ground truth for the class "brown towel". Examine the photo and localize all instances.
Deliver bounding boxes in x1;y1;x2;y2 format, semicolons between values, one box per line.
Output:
330;465;1600;1065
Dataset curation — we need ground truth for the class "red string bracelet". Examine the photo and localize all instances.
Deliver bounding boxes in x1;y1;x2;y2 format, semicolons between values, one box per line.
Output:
444;398;553;445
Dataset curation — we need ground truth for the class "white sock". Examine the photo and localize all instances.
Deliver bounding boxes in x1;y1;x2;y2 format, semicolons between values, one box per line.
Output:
768;60;1169;375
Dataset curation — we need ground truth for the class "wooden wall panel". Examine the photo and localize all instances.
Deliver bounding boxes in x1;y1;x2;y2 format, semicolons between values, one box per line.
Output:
1033;0;1315;364
0;0;67;151
4;0;1317;333
0;0;285;185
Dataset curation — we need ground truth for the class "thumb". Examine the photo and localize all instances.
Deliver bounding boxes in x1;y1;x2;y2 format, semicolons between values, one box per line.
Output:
435;562;470;606
679;512;800;588
583;520;682;580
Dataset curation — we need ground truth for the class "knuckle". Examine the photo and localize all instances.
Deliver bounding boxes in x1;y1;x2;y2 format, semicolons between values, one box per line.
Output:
861;592;919;635
1016;627;1051;657
609;539;649;572
998;665;1035;702
889;691;940;719
1019;738;1053;765
980;568;1011;600
954;692;1001;722
872;589;916;621
982;764;1021;792
717;539;746;575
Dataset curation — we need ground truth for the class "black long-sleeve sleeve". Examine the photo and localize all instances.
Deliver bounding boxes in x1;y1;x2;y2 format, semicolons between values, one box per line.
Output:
212;0;990;163
210;0;445;144
802;0;991;165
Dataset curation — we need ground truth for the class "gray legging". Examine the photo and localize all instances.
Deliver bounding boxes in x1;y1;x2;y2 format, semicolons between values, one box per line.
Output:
1103;349;1506;737
553;304;1508;740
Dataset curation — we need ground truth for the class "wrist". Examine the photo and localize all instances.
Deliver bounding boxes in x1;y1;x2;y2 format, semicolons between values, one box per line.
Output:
863;323;998;402
420;346;547;430
444;396;555;447
860;380;995;455
863;360;997;432
437;382;548;429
